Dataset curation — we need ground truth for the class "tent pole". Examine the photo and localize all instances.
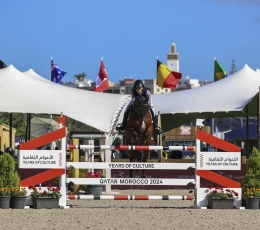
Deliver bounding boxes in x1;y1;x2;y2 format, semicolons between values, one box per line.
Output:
246;105;249;158
28;113;31;141
9;113;12;148
25;114;29;142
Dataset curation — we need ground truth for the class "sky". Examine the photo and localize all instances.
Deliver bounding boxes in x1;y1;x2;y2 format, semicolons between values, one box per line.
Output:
1;0;260;84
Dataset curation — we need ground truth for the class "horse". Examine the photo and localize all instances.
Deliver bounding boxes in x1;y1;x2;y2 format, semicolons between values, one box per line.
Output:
124;95;154;178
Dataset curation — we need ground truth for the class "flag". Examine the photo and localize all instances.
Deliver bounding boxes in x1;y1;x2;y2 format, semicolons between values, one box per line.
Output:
214;59;227;82
51;58;67;84
0;60;7;69
94;59;109;92
157;59;182;89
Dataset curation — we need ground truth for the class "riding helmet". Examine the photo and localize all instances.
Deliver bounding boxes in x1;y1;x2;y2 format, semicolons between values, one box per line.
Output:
5;147;14;156
133;80;144;89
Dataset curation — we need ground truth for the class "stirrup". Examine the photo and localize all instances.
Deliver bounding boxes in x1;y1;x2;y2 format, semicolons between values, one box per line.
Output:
116;124;125;132
155;127;163;135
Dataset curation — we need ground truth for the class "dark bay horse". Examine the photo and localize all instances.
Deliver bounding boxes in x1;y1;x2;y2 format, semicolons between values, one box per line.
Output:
124;96;154;178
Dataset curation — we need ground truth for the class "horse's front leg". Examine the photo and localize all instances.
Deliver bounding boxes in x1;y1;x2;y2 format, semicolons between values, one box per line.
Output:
128;150;134;178
141;150;149;178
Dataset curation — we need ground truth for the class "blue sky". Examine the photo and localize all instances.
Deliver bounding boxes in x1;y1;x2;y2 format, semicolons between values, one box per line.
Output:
1;0;260;84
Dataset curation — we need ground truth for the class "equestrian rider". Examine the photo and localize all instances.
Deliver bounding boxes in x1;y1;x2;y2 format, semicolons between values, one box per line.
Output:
116;79;163;135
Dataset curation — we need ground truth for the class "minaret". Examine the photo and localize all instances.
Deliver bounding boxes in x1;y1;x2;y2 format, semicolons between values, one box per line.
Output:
167;42;179;72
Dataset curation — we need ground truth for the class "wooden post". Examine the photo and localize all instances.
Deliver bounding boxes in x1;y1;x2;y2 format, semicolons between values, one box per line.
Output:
242;156;247;164
70;138;79;192
158;112;164;162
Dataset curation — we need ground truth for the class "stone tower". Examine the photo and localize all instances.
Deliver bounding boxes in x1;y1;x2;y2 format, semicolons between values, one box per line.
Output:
166;42;179;72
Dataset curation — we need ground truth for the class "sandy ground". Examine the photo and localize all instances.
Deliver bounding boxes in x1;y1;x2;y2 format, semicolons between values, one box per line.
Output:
0;189;259;230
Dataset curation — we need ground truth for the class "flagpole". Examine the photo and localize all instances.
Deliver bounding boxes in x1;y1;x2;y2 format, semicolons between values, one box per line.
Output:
51;56;52;81
156;57;161;162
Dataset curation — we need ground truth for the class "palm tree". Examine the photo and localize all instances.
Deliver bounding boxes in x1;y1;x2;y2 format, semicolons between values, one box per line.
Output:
74;72;86;81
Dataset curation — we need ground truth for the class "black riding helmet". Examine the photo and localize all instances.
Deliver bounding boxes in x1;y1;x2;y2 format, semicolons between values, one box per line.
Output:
5;147;14;156
133;80;144;89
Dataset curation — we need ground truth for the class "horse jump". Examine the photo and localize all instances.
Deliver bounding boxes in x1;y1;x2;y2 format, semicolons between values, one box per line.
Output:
19;126;243;209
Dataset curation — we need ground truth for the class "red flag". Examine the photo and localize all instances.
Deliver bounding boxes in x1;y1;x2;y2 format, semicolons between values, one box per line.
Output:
94;59;109;92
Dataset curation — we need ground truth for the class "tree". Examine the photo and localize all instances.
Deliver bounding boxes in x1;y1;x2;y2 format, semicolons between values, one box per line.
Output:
0;112;99;138
74;72;86;81
229;59;236;75
242;147;260;192
0;112;27;137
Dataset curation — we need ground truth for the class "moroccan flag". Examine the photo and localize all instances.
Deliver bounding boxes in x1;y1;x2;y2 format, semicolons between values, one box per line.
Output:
214;59;227;82
0;60;7;69
157;59;182;89
94;59;109;92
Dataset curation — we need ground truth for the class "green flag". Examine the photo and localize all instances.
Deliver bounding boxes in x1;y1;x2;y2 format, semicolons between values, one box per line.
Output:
214;60;227;82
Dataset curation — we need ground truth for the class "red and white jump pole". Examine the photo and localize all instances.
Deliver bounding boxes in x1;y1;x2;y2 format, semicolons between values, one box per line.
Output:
67;144;196;151
67;194;195;201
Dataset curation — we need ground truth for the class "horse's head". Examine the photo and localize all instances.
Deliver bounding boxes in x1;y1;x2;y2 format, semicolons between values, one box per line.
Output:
132;96;150;117
134;95;147;106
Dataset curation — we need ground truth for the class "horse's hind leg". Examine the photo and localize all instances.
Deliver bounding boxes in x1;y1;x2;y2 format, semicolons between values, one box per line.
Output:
141;150;149;178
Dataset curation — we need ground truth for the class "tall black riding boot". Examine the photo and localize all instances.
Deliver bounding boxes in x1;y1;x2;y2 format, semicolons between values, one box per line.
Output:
116;107;131;132
150;109;163;135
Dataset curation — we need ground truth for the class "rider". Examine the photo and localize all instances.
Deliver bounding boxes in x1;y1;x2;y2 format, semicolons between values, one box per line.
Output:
116;79;163;135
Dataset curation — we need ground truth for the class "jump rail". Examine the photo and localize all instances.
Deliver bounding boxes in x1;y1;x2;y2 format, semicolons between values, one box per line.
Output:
67;194;195;200
67;144;196;151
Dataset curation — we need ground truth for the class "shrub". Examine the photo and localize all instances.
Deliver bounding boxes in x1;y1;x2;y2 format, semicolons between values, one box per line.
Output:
242;147;260;193
0;153;20;188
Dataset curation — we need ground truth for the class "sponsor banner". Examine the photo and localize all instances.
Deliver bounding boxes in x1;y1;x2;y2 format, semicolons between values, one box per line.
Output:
67;178;195;186
196;152;241;170
67;162;195;170
19;150;64;168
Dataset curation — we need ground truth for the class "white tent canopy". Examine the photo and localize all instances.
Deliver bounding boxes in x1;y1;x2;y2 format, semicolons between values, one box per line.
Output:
23;69;51;82
0;64;259;135
0;65;130;137
152;64;260;130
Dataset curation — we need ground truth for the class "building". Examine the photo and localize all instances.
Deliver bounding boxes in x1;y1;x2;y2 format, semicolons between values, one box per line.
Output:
176;77;201;90
164;125;211;147
63;79;95;90
144;79;173;94
106;77;134;94
167;42;179;72
0;123;16;152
